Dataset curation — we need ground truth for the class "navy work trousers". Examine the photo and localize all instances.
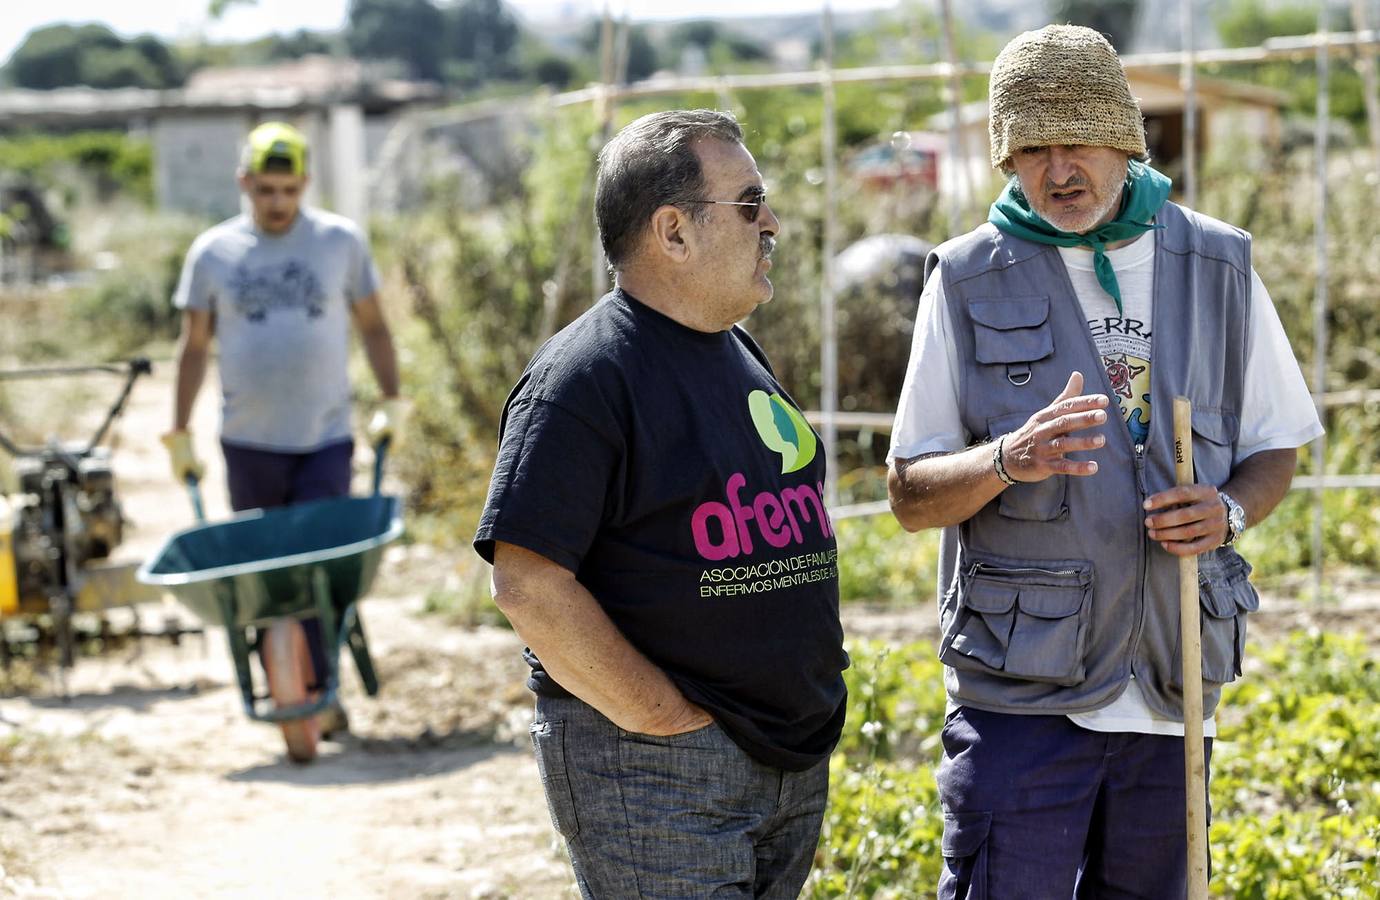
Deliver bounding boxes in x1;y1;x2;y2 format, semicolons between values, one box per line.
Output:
937;706;1213;900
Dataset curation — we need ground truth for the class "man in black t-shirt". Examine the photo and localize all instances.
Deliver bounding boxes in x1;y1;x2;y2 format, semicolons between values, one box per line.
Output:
474;109;848;897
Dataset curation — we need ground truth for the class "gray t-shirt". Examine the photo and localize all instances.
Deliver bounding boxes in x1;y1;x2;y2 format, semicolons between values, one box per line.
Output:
173;207;380;452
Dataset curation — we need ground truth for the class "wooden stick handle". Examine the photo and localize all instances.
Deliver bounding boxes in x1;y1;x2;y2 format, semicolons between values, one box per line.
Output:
1173;396;1211;900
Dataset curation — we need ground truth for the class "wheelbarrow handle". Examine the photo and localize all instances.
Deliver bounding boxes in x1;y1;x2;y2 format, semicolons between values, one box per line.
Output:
372;437;390;496
185;474;206;523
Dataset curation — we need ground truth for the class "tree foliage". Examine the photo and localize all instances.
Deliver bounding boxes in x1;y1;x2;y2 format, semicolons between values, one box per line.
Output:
1045;0;1140;52
1210;0;1368;126
580;22;660;83
1214;0;1323;48
448;0;521;70
347;0;447;81
4;24;182;89
666;20;769;70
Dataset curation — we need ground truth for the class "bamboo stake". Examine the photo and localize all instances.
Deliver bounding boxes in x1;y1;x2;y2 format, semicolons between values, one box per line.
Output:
1181;0;1199;208
1351;0;1380;194
819;1;840;508
1312;7;1331;604
1172;396;1209;900
590;2;616;302
937;0;971;233
546;32;1380;108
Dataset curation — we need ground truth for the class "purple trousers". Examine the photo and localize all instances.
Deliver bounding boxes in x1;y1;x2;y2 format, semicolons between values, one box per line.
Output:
937;706;1213;900
221;438;354;685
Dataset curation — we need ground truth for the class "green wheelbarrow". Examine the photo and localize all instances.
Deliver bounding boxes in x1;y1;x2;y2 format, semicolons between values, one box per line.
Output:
136;444;402;762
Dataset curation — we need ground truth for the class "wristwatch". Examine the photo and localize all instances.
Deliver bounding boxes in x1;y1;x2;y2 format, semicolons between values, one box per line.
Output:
1218;490;1246;546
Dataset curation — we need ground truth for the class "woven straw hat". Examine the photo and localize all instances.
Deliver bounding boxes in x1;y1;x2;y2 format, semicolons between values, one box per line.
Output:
988;25;1146;170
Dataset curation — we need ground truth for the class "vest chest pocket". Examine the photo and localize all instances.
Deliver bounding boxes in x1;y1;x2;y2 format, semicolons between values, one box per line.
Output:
969;296;1054;387
1189;406;1240;491
940;558;1094;686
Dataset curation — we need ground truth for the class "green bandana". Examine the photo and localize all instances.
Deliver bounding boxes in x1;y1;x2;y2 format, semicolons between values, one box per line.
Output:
988;160;1172;316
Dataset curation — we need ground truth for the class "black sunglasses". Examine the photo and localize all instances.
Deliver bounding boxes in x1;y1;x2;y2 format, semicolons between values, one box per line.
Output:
684;189;768;223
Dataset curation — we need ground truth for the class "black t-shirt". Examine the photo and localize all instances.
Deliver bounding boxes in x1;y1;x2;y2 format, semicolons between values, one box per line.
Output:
474;289;848;771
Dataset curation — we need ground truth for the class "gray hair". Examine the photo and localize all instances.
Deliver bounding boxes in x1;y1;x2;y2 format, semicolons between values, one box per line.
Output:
595;109;744;270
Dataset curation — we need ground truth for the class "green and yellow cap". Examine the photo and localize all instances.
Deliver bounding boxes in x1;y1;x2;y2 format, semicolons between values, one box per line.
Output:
242;122;309;176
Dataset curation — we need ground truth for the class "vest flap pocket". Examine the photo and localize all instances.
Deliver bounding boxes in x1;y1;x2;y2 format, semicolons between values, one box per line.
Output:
1178;557;1258;687
970;296;1050;330
942;558;1093;686
970;296;1054;364
965;580;1018;615
1190;407;1239;446
1199;582;1238;619
1017;584;1085;619
941;811;992;858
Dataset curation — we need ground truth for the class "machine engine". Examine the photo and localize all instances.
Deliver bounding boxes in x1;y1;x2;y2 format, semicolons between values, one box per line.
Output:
3;446;124;612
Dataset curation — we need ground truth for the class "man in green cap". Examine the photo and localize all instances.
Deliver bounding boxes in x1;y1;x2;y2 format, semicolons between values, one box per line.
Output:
886;24;1321;897
163;121;402;738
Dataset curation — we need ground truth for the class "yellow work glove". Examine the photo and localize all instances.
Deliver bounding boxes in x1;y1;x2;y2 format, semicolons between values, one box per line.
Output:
160;431;205;482
366;397;405;448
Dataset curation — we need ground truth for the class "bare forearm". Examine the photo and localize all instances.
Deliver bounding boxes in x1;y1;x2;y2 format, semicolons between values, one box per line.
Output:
173;345;208;431
889;372;1109;532
362;328;399;398
1223;448;1297;529
888;444;1005;531
492;544;706;734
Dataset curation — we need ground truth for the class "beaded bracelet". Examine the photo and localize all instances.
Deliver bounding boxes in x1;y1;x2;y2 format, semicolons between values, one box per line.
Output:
992;435;1018;486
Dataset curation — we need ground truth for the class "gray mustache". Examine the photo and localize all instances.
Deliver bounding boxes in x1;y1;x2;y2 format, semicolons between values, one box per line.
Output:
1046;175;1088;190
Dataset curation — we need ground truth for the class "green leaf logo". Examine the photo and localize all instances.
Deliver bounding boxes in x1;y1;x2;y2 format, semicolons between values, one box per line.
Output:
748;389;817;474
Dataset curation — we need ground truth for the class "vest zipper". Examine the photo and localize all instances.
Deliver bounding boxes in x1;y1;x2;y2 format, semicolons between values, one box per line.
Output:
1130;441;1150;664
968;562;1080;578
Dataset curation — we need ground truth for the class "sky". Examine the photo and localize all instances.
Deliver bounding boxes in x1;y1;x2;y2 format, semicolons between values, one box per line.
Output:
1;0;899;69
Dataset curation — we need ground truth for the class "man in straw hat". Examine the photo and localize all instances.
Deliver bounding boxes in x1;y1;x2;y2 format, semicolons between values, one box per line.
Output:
887;24;1322;896
163;121;402;738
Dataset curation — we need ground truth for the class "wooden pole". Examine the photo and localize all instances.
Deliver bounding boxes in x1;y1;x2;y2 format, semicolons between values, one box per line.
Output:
1351;0;1380;194
819;1;840;508
937;0;971;233
1172;396;1210;900
1312;11;1331;604
590;2;616;302
1181;0;1199;208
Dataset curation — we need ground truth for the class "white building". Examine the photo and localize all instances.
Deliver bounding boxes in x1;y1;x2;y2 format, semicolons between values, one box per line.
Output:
0;56;441;223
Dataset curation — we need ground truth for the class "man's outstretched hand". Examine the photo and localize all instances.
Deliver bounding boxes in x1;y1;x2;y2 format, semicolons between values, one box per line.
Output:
1000;371;1111;483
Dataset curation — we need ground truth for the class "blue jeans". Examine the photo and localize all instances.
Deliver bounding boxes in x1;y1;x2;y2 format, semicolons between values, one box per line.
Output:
222;438;354;690
936;706;1213;900
531;693;830;899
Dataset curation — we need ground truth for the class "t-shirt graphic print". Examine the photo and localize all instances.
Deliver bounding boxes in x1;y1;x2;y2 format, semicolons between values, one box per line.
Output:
1090;317;1152;445
692;388;836;588
1058;235;1156;446
230;259;327;321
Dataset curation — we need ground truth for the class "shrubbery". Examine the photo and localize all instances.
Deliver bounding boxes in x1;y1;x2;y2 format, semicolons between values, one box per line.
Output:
812;633;1380;897
0;132;153;203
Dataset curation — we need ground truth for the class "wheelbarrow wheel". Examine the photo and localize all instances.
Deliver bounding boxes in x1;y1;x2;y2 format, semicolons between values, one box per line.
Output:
262;619;320;763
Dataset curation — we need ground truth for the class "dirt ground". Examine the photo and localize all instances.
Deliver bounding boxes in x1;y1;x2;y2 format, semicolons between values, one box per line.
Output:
1;362;1377;899
0;363;574;899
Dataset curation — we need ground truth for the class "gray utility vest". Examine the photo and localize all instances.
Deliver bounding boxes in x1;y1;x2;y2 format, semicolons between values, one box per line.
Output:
929;201;1261;720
